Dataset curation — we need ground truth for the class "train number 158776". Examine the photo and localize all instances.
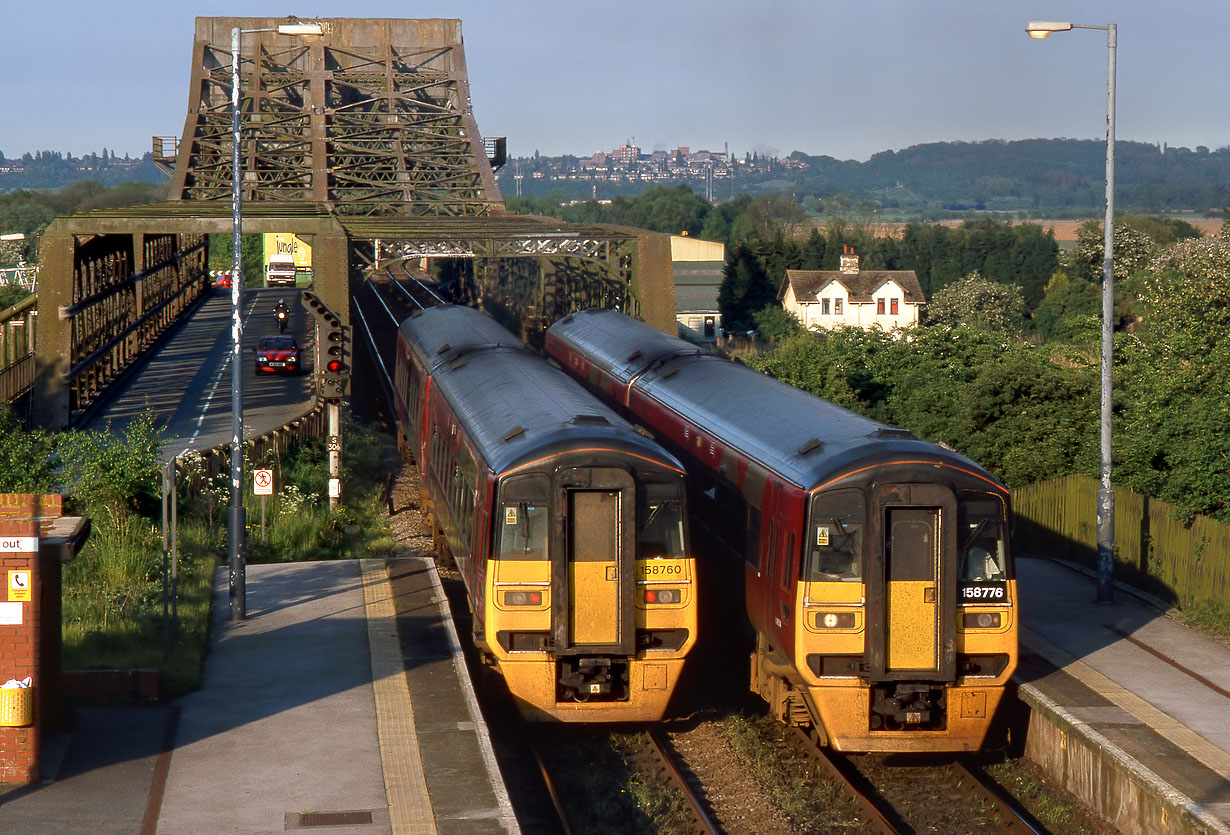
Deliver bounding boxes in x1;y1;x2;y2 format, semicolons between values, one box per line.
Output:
960;582;1007;602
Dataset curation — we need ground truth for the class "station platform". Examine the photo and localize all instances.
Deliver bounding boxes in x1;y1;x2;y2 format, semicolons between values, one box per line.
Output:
0;559;519;834
1014;556;1230;835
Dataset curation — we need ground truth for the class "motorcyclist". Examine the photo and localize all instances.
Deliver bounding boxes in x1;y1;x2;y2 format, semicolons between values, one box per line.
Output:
274;298;289;334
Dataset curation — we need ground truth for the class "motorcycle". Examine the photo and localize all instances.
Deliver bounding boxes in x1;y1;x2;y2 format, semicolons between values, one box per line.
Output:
274;301;289;334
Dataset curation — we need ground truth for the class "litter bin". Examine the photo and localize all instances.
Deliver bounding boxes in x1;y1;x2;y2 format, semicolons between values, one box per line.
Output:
0;687;34;727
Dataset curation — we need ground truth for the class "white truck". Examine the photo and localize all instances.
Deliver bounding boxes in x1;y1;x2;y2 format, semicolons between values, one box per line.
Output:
265;254;297;287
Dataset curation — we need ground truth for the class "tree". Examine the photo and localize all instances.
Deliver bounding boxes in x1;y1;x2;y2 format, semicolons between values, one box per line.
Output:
1065;219;1157;284
752;304;802;341
924;271;1024;334
1032;271;1100;342
1117;235;1230;521
718;242;777;333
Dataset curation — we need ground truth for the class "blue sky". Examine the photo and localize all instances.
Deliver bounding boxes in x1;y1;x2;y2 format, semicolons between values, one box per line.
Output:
2;1;1227;162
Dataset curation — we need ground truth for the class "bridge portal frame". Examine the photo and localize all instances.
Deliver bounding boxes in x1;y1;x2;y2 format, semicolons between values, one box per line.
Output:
32;203;674;429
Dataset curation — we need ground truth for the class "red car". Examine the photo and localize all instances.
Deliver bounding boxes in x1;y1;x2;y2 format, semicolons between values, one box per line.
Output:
212;271;233;289
254;335;300;375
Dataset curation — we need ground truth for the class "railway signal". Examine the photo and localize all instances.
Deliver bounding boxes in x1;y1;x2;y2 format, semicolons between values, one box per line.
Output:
300;291;349;400
322;324;350;399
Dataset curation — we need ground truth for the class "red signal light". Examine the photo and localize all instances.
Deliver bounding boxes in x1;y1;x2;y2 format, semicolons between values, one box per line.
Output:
327;359;342;373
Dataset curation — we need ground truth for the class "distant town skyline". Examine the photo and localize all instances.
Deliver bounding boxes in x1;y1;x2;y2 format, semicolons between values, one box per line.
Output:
2;1;1228;163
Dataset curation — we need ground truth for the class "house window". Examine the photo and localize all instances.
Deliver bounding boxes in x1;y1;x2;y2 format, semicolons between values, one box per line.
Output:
834;299;843;315
821;298;830;315
890;298;899;315
876;298;885;315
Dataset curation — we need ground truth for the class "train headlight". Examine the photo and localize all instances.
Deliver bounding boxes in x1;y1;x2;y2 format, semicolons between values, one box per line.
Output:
503;590;542;606
962;612;1001;629
814;612;857;629
644;588;681;604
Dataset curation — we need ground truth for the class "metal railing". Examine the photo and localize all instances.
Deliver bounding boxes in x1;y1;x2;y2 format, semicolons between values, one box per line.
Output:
0;294;37;406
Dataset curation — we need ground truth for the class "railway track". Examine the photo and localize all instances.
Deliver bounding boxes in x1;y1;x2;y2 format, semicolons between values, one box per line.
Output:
788;727;1046;834
530;729;720;835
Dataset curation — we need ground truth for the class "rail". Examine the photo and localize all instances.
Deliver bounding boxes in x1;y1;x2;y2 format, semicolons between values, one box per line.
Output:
0;293;37;407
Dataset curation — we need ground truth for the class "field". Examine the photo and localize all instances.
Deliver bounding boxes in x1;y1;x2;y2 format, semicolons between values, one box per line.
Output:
809;217;1222;244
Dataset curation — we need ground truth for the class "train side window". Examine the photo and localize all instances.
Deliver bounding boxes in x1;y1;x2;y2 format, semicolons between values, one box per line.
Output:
746;504;762;571
806;490;864;581
781;531;796;590
638;479;686;559
496;474;549;560
958;492;1009;582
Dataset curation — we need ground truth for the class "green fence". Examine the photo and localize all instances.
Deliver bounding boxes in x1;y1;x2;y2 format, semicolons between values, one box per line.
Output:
1011;474;1230;610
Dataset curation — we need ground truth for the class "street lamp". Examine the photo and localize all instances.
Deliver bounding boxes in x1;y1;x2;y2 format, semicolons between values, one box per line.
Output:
229;20;324;621
1026;20;1117;603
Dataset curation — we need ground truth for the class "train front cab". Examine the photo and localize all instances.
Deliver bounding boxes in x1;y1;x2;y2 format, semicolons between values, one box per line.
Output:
484;461;696;722
792;474;1016;752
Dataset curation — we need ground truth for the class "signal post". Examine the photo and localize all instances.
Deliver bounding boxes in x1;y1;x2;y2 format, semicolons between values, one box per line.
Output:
301;292;350;509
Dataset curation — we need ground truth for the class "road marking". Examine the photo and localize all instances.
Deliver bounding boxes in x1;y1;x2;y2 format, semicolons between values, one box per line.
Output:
173;295;261;460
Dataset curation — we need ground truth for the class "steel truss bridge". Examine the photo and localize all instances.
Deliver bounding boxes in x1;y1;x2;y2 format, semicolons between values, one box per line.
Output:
6;17;676;429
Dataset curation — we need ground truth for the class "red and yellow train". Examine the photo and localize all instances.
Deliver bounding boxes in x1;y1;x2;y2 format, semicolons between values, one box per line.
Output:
546;309;1017;751
394;305;698;721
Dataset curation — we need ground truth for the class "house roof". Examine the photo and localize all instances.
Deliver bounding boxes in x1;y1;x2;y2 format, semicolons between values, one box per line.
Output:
779;269;926;305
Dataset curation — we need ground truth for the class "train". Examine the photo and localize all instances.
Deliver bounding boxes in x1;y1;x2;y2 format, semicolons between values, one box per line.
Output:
545;309;1017;752
393;305;698;722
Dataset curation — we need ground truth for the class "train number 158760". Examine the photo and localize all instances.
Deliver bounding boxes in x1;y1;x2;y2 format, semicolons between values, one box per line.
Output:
636;560;686;579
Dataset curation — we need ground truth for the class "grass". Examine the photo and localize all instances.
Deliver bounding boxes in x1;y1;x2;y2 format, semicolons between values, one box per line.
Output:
982;755;1101;835
1180;601;1230;643
60;412;398;700
716;712;859;830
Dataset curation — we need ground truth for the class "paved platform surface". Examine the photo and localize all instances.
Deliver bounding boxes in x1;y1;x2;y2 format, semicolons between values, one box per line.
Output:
1015;556;1230;833
0;558;518;834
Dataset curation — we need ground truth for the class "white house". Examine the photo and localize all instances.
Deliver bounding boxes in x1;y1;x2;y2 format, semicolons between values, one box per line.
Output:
778;248;925;331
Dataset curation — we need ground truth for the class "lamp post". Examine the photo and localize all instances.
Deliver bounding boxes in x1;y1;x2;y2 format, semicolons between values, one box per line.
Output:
1027;20;1117;602
229;21;324;621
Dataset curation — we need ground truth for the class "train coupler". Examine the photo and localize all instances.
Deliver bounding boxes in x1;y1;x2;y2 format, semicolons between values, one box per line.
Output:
557;657;630;703
870;684;946;730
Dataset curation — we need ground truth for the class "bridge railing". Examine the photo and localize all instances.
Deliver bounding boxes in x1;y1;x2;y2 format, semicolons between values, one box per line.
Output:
173;400;329;505
62;233;209;423
0;293;37;407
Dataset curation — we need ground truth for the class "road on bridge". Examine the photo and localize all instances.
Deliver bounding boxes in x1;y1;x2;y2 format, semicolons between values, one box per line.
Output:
80;287;317;460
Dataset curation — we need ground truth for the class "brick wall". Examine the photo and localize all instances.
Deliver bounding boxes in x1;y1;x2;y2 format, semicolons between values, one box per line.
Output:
0;493;66;784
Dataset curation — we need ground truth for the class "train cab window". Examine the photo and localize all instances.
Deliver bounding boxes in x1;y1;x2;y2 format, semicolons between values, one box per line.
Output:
958;493;1009;582
638;480;686;559
496;474;549;560
806;490;864;582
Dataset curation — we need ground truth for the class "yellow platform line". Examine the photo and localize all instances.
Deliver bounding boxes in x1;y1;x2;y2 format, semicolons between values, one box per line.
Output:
361;558;437;835
1021;626;1230;780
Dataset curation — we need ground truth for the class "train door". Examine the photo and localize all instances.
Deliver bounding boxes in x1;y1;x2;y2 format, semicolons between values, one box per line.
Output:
867;484;956;682
554;467;636;656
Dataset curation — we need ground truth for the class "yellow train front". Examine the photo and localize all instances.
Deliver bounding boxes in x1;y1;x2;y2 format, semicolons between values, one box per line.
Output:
545;309;1017;751
395;305;697;722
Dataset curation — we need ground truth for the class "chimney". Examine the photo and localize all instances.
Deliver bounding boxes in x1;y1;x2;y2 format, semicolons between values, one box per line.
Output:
839;245;859;275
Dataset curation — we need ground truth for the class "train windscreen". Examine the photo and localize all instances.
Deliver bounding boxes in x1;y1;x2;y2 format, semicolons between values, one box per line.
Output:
638;480;686;560
497;474;549;560
957;492;1009;591
806;490;864;582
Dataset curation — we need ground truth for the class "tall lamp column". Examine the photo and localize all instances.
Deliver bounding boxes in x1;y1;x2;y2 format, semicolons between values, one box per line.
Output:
229;21;325;621
1027;21;1117;602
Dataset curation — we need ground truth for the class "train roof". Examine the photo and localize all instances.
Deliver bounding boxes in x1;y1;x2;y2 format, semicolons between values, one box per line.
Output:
398;304;524;375
548;310;1003;493
402;308;683;477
